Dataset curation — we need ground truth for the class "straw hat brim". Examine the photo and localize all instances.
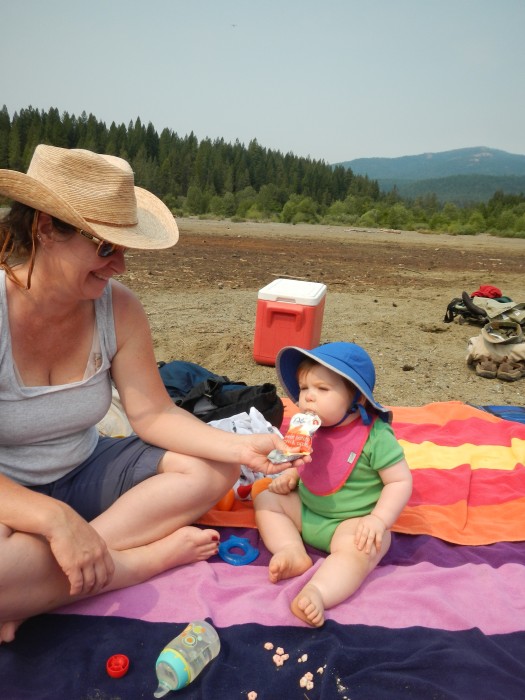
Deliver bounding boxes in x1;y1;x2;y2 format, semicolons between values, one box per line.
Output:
0;170;178;250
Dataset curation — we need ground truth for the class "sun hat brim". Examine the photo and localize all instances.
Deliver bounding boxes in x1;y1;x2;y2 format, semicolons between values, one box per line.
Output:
276;343;391;421
0;148;178;250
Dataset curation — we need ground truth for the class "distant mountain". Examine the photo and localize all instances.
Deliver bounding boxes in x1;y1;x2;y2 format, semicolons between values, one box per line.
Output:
380;174;525;204
335;147;525;203
338;147;525;180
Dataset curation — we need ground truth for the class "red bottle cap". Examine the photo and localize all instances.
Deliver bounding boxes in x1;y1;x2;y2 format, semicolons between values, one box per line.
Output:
106;654;130;678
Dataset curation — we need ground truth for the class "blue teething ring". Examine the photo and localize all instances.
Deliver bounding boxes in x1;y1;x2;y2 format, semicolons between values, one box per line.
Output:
218;535;259;566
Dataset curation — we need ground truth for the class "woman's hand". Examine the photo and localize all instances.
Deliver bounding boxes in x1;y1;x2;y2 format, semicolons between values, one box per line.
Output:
45;505;115;596
235;433;310;476
354;513;387;555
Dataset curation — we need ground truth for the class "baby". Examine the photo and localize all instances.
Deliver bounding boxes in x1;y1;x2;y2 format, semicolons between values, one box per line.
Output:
254;342;412;626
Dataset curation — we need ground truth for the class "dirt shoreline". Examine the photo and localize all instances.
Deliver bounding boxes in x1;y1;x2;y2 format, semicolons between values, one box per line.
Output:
122;217;525;408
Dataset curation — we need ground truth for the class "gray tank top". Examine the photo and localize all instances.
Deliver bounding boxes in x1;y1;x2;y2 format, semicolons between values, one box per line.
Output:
0;270;117;485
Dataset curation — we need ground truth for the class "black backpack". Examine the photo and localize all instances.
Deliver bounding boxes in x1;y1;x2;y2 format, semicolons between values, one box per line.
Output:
157;360;284;429
444;293;488;325
444;291;522;326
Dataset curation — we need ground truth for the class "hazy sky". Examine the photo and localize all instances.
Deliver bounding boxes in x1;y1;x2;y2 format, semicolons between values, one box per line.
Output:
2;0;524;163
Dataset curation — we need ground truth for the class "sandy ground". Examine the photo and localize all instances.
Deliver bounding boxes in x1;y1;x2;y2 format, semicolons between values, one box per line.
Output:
121;217;525;409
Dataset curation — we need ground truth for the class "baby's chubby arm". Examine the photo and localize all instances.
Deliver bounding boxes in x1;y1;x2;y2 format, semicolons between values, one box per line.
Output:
355;458;413;554
371;457;413;528
268;467;300;495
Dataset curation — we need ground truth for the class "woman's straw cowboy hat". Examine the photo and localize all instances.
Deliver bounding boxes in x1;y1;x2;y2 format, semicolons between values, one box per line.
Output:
0;145;178;249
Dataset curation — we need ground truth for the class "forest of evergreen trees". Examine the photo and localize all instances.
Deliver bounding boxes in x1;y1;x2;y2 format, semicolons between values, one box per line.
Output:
1;105;524;237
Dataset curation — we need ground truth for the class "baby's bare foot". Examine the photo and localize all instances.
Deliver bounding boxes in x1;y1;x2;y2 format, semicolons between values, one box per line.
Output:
291;583;325;627
268;547;312;583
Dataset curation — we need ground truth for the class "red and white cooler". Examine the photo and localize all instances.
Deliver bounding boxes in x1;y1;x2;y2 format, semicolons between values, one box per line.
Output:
253;278;327;366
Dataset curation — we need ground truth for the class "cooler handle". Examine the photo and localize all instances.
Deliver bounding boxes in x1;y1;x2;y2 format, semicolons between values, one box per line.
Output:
265;303;304;331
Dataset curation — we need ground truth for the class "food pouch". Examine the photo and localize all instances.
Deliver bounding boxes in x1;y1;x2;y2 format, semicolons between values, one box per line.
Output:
267;412;321;464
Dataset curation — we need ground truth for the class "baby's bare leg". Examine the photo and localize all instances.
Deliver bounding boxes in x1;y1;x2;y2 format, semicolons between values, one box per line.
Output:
292;519;391;627
254;489;313;583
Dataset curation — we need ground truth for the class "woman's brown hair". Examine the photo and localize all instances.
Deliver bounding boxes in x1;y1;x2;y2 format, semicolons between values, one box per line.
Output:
0;202;75;289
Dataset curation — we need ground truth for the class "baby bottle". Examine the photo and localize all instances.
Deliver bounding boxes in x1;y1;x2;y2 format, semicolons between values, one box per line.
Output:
154;620;221;697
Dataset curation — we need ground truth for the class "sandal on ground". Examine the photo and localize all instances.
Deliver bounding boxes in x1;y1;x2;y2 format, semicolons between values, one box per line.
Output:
497;360;523;382
475;357;498;379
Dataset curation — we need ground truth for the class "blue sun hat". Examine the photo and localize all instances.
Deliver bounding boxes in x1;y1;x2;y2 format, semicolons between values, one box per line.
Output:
276;342;392;425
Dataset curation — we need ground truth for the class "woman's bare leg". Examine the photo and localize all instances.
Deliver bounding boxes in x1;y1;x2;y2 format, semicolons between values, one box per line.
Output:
0;522;220;643
92;453;240;549
0;454;239;643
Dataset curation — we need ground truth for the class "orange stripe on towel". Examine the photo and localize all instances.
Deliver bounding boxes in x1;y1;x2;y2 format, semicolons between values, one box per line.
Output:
197;499;257;529
391;401;501;426
393;496;525;545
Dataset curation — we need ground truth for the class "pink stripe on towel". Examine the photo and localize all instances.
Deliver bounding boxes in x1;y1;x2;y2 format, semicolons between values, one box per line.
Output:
58;558;524;635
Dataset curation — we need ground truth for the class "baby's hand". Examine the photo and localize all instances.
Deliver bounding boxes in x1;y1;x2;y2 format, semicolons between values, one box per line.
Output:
354;513;387;555
269;470;299;495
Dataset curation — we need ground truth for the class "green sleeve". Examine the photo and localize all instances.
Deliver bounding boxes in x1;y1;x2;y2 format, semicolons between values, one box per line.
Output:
363;419;405;472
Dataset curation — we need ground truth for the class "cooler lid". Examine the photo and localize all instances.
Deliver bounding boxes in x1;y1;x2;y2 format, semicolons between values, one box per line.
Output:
258;278;327;305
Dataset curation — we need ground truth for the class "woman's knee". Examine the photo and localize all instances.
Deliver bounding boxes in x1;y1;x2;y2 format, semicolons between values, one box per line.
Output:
0;523;14;539
216;460;241;489
158;452;240;490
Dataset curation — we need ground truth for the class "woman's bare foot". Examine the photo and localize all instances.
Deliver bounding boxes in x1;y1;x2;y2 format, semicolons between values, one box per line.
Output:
0;619;25;644
291;583;325;627
107;526;221;589
159;526;220;569
268;546;313;583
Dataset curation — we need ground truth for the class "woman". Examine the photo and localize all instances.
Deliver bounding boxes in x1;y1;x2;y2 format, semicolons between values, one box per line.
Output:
0;145;300;643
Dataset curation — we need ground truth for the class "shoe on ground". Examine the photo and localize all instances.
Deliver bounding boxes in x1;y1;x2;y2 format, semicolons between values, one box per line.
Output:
475;357;498;379
497;360;523;382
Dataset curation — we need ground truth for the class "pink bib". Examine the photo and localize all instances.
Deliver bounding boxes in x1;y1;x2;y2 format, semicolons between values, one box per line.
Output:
298;416;375;496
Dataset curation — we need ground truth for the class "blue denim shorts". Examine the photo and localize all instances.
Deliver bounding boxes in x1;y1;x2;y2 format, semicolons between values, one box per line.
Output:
29;436;166;521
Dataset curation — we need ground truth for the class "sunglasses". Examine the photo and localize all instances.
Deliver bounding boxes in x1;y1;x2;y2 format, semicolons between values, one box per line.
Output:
78;229;127;257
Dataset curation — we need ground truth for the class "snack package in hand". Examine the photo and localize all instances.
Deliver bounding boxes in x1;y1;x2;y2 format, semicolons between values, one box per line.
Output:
267;412;321;464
